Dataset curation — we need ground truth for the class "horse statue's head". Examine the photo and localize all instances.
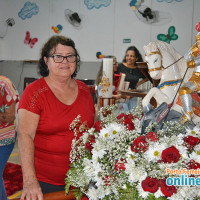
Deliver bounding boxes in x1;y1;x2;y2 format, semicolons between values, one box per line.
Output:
144;41;164;80
143;41;190;81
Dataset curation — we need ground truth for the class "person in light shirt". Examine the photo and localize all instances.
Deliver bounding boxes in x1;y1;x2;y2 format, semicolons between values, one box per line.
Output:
0;75;19;200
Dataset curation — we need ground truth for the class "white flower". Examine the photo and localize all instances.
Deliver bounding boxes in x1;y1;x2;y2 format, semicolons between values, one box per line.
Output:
154;188;164;198
169;186;198;200
83;158;95;179
92;161;103;177
125;158;147;183
190;144;200;163
176;144;188;160
88;184;111;199
99;126;111;139
185;126;200;137
99;122;124;140
92;140;106;159
170;134;185;146
143;142;167;162
109;122;125;133
126;146;139;160
82;131;90;144
86;186;103;200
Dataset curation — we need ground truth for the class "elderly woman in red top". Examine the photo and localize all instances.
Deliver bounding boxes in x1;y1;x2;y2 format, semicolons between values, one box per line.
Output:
18;36;95;200
0;75;19;200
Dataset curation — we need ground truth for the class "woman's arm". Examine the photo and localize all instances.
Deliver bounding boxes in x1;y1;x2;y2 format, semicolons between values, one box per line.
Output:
17;109;43;200
0;101;16;123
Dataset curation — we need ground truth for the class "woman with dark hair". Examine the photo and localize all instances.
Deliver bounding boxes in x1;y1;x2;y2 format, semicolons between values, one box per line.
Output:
17;35;95;199
116;46;146;111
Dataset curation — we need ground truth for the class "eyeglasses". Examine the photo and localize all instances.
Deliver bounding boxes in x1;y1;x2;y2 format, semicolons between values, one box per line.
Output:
49;54;77;63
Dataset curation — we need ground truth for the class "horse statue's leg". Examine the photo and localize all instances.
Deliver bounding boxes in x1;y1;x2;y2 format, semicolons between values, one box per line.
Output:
142;87;171;108
141;102;182;134
179;81;198;123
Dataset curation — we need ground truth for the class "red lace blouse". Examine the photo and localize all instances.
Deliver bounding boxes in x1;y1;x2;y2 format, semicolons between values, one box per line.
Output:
18;77;95;185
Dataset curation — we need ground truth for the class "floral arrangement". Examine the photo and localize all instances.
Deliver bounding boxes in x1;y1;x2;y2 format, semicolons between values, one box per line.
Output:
65;105;200;200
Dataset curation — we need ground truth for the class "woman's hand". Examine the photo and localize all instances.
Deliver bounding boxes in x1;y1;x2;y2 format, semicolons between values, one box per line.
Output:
112;93;122;99
112;93;130;100
0;101;16;123
20;179;43;200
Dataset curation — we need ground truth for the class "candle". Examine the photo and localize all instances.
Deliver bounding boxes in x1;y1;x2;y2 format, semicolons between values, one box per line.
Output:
117;73;126;92
101;58;113;98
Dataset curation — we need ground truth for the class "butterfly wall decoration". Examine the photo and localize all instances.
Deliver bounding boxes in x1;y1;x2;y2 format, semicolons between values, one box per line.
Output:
157;26;178;44
24;31;38;48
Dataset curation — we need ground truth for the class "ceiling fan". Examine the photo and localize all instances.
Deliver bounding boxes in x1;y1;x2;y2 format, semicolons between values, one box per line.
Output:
0;18;15;38
64;9;81;27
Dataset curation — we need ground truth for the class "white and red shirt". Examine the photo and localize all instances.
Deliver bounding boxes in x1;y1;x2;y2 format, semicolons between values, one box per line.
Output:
0;75;19;146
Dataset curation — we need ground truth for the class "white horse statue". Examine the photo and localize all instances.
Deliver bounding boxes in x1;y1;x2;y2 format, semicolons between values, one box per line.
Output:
142;41;200;128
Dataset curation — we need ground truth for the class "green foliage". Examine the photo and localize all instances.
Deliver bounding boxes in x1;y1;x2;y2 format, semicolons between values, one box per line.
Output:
119;185;143;200
71;188;83;200
146;194;167;200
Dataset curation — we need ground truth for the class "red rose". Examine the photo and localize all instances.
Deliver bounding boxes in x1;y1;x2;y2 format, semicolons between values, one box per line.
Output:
117;113;135;131
117;113;133;120
161;146;180;163
160;179;177;197
127;113;134;119
146;132;159;142
184;136;200;149
117;113;126;120
187;159;200;169
93;120;102;132
88;135;96;143
124;118;135;131
85;142;93;151
85;135;96;152
141;177;159;193
115;159;127;171
131;136;149;153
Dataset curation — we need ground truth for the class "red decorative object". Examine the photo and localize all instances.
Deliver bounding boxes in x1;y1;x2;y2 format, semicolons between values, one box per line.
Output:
195;21;200;32
3;162;23;196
